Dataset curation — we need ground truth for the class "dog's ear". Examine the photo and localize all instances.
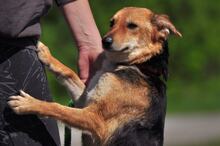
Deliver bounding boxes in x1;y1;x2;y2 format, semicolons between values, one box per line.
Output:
151;14;182;42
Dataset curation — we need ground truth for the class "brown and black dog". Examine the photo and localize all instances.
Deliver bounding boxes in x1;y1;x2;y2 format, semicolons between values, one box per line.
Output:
8;7;181;146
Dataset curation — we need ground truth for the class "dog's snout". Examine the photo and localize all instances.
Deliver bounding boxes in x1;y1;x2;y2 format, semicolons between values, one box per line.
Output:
102;36;113;49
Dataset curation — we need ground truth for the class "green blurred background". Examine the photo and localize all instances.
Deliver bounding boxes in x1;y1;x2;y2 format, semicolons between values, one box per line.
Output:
41;0;220;113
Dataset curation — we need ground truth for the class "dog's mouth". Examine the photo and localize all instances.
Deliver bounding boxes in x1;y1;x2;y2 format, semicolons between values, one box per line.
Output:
105;46;130;53
120;47;130;52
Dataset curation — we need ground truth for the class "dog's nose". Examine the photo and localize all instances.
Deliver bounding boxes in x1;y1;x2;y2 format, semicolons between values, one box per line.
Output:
102;36;113;49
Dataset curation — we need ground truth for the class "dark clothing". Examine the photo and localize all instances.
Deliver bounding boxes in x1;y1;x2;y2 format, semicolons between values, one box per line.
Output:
0;0;73;38
55;0;73;6
0;41;60;146
0;0;74;145
0;0;52;38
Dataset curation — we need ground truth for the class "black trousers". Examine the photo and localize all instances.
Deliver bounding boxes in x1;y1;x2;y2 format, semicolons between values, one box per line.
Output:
0;44;60;146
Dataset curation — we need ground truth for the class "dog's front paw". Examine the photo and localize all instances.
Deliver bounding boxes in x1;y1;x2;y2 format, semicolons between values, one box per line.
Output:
37;41;52;66
8;90;40;115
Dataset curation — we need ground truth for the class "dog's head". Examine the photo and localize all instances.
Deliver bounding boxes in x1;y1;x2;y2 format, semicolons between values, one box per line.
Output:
102;7;181;64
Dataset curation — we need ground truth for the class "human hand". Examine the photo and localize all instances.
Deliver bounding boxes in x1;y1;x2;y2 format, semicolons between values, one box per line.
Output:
78;46;103;84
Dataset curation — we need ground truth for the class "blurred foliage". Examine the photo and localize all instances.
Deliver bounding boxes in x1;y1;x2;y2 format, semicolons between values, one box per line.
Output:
41;0;220;113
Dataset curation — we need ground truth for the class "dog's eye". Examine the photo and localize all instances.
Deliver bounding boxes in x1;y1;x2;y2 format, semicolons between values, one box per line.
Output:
127;22;138;29
110;19;115;27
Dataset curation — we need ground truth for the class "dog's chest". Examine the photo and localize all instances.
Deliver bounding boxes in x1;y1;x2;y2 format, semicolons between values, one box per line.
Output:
85;70;114;104
84;64;147;105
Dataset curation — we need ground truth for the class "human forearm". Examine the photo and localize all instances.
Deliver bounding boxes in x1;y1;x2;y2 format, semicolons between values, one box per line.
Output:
60;0;102;50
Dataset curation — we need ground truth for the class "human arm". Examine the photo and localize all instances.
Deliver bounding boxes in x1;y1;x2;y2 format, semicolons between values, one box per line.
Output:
58;0;103;83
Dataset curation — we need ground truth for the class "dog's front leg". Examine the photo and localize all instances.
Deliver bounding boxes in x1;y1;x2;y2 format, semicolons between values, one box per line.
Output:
37;42;85;101
8;90;106;139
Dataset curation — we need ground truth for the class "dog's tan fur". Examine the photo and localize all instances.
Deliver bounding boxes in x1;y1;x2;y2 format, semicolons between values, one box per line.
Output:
8;7;181;146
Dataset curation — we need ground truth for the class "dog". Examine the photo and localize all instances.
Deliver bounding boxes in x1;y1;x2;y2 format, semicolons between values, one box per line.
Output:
8;7;181;146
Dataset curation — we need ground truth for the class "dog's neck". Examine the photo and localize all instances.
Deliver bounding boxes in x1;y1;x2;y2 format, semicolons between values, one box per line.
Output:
137;41;169;80
135;62;164;78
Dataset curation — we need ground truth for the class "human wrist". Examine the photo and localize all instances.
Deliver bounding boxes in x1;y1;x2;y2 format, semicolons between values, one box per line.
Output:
77;41;103;52
78;47;103;57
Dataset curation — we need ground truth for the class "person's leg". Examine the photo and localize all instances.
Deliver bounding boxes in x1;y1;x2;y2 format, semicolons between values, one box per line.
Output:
0;47;60;146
